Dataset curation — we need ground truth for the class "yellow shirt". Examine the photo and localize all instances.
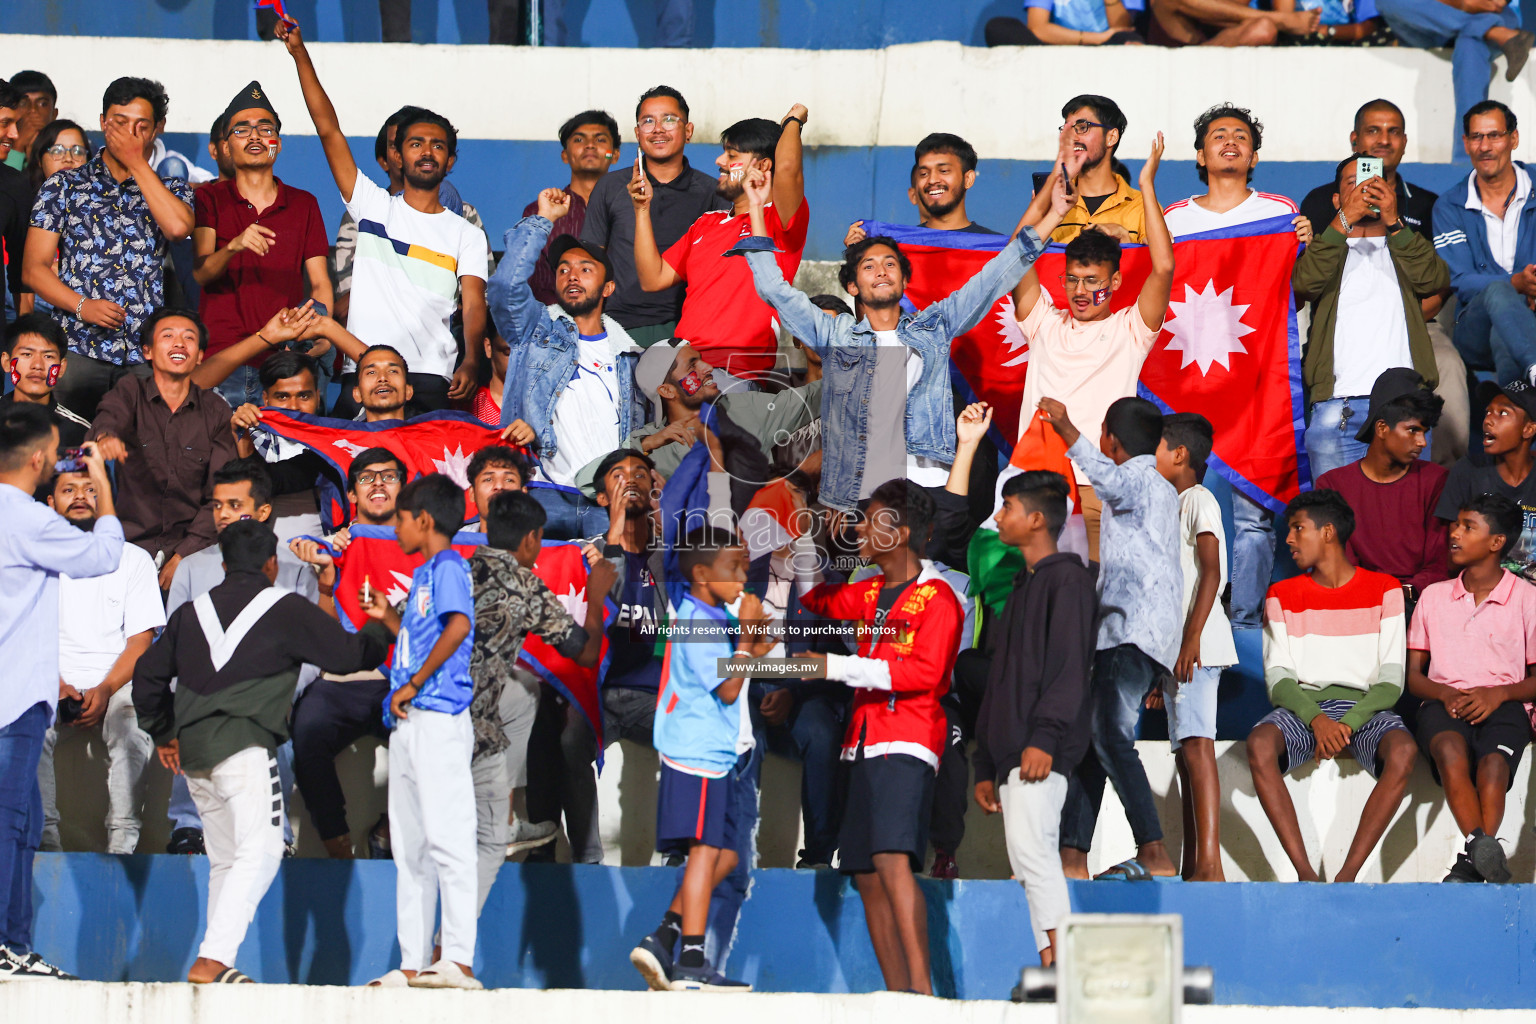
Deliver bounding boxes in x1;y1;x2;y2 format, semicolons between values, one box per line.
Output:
1050;174;1146;245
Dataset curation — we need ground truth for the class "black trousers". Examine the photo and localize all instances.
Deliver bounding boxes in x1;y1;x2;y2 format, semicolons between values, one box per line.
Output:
290;677;391;842
928;648;992;854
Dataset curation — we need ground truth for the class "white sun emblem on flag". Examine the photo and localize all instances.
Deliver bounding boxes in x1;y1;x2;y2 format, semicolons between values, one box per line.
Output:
994;295;1029;368
433;444;474;488
552;582;588;624
383;570;414;607
1163;280;1254;375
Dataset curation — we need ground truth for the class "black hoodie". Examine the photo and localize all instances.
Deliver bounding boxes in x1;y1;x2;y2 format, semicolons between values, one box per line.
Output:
974;551;1097;786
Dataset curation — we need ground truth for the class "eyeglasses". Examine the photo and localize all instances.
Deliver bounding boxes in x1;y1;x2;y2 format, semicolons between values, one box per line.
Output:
44;145;88;158
1060;119;1106;136
227;124;278;140
637;114;682;130
1466;130;1512;143
1062;273;1108;291
355;470;403;486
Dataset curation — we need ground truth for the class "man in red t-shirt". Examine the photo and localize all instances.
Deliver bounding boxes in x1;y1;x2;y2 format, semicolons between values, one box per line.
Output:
628;105;809;384
193;81;332;411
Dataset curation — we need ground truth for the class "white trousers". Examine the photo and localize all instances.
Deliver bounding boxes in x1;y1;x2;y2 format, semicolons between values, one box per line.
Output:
999;768;1071;953
186;746;285;966
39;684;154;854
390;708;477;969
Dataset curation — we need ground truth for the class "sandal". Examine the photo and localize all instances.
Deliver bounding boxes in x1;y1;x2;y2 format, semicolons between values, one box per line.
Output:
368;969;412;987
212;967;253;984
408;959;483;990
1094;858;1152;881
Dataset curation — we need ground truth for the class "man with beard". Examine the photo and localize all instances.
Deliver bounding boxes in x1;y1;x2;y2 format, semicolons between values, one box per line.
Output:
521;111;620;306
192;81;333;412
278;20;488;413
38;467;163;856
1018;95;1145;245
628;106;808;385
582;86;729;347
488;189;645;539
350;345;418;424
844;133;995;246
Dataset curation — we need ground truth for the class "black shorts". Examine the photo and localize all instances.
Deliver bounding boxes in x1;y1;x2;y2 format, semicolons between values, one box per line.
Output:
1415;699;1532;790
837;750;935;874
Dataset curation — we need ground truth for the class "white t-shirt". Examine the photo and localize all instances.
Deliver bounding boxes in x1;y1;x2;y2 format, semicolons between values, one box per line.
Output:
1464;166;1532;274
342;174;490;379
860;330;949;499
540;333;623;489
1178;485;1238;668
1333;236;1413;397
1162;191;1298;238
58;543;166;690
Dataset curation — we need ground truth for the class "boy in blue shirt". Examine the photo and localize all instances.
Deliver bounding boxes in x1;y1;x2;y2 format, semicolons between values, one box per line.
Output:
630;526;770;992
361;473;480;990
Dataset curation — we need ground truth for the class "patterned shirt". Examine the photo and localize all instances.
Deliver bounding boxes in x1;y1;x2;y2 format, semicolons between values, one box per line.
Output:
468;547;584;760
30;153;194;365
1067;436;1182;670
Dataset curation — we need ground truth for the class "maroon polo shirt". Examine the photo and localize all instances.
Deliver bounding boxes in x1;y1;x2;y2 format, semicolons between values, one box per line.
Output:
195;177;330;360
520;187;589;306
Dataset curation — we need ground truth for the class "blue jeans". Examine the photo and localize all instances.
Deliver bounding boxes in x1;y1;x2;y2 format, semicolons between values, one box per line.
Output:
0;703;48;951
756;687;845;865
1304;396;1373;481
1060;645;1165;851
1375;0;1519;158
215;364;264;411
1454;280;1536;386
529;485;610;541
1230;491;1276;630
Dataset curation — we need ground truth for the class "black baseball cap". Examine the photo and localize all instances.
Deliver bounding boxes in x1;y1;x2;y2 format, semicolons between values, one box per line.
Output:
1475;378;1536;423
1354;366;1430;443
546;234;613;281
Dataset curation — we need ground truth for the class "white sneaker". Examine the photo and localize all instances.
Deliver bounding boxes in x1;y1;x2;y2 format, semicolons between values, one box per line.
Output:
408;959;483;990
0;946;52;982
505;818;558;856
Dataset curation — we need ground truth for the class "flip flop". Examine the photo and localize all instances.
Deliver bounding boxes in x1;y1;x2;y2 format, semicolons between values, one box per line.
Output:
408;959;484;990
368;969;412;987
212;967;253;984
1094;859;1152;881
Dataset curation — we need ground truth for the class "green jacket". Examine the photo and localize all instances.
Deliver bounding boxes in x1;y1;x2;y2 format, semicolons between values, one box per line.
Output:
1292;224;1448;405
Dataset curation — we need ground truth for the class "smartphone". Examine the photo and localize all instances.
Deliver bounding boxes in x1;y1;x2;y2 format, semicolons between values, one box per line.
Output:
1031;171;1051;198
638;152;646;181
1355;156;1383;214
55;447;86;473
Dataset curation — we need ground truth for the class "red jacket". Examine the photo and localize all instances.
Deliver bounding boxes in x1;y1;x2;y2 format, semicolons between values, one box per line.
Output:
800;562;962;769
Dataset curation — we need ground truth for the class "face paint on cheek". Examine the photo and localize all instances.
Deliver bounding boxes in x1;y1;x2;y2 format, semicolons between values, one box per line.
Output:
727;162;745;183
8;360;18;386
1092;288;1110;306
677;369;706;396
46;363;61;387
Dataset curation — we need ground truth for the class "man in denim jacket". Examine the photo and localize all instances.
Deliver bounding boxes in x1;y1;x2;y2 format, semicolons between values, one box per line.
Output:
487;188;648;539
732;169;1072;513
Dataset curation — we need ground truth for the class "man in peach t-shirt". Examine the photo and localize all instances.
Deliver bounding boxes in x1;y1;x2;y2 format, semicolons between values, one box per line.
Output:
1012;134;1175;558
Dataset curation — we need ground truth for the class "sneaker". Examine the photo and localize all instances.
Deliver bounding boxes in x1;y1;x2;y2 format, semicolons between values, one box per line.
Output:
1443;852;1484;883
1468;831;1512;884
1503;29;1536;82
283;840;299;859
368;814;392;860
13;952;77;981
929;849;958;880
0;946;45;982
505;819;558;857
628;934;675;991
166;828;205;855
795;858;833;871
669;964;752;992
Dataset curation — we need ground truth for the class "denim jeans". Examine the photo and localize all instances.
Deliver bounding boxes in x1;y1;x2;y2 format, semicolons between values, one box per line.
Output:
1229;491;1276;631
1374;0;1518;157
755;687;845;865
215;365;264;412
1304;396;1373;482
0;702;48;951
529;485;610;542
1060;645;1165;851
1453;280;1536;386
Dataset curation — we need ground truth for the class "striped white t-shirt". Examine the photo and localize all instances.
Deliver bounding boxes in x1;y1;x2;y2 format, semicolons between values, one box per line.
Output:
1162;191;1298;237
342;174;489;379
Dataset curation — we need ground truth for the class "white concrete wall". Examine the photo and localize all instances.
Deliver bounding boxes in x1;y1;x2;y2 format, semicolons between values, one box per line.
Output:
0;981;1530;1021
6;34;1531;162
48;729;1536;882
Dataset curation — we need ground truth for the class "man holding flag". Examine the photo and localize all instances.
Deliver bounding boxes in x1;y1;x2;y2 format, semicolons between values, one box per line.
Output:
733;167;1072;515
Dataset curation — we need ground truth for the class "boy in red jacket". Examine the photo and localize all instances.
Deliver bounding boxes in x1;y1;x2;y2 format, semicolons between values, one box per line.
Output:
800;479;963;995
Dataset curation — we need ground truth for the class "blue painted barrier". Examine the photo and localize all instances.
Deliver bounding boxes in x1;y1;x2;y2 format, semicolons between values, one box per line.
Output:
30;853;1536;1006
